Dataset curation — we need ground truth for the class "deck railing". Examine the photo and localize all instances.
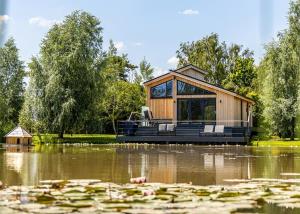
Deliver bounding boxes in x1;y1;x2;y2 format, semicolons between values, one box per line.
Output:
117;119;251;137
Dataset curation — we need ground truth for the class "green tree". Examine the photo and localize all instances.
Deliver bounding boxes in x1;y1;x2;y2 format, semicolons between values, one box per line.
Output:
101;40;136;82
99;81;145;134
19;57;47;132
0;38;25;136
134;57;154;84
259;0;300;139
176;33;256;95
22;11;103;138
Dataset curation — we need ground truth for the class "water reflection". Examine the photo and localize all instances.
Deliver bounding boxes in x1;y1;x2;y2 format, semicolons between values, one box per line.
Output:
1;144;300;186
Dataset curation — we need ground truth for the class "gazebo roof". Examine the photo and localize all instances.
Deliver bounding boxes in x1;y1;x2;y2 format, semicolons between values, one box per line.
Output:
5;126;32;138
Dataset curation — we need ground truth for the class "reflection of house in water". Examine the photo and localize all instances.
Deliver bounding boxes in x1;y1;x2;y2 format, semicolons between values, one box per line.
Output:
121;146;250;185
148;153;177;183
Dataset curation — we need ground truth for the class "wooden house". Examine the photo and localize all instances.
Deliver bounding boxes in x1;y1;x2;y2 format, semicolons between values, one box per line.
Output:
144;64;254;126
5;126;32;145
116;64;255;143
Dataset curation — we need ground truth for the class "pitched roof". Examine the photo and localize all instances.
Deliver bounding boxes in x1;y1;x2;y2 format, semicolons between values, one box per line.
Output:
5;126;32;138
172;64;207;76
144;64;254;104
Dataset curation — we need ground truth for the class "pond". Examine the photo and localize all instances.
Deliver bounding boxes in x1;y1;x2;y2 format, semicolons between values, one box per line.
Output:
1;144;300;186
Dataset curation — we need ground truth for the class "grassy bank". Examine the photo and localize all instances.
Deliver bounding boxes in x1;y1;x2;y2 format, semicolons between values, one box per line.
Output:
250;139;300;147
33;134;116;144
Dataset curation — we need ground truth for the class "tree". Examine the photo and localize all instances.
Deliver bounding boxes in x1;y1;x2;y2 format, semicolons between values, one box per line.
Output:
176;33;256;95
101;40;136;82
99;81;145;134
19;57;47;132
22;11;103;138
0;38;25;136
134;57;154;84
259;0;300;139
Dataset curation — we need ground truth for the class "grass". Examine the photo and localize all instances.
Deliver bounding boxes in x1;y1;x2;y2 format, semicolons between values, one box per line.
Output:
250;135;300;146
33;134;117;144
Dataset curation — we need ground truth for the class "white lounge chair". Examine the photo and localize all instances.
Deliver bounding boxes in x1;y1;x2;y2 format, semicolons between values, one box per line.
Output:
166;124;176;132
200;125;214;136
158;124;167;132
214;125;224;136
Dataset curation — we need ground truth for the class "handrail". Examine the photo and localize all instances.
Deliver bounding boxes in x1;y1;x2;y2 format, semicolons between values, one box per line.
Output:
118;119;250;123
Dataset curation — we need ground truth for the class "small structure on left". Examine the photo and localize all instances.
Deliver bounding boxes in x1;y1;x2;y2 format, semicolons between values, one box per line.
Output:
4;126;32;145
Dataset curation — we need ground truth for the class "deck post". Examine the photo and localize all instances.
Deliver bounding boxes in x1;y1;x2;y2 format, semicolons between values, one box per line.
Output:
172;77;177;125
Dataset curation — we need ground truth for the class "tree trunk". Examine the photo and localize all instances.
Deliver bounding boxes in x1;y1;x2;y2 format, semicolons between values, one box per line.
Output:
291;117;296;141
59;131;64;139
112;118;117;134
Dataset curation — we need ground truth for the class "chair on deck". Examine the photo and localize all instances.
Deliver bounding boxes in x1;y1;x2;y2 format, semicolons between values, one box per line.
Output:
200;125;214;136
158;123;176;135
214;125;224;136
143;110;154;127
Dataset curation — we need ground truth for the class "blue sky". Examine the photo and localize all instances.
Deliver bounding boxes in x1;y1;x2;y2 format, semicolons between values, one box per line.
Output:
1;0;290;76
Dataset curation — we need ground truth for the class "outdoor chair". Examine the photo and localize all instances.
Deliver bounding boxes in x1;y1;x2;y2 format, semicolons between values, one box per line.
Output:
158;124;167;132
158;123;176;135
200;125;214;136
143;110;154;127
214;125;224;136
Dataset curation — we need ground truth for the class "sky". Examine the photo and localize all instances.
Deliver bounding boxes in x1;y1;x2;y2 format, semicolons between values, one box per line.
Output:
0;0;291;77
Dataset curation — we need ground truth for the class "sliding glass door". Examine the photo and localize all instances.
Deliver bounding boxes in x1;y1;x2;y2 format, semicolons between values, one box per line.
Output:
177;98;216;121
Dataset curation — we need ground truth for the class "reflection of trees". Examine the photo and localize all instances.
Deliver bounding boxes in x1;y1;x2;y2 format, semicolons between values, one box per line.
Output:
250;147;296;179
7;145;299;186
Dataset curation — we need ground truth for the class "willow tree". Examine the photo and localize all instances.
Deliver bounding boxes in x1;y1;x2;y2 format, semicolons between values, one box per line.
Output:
22;11;103;138
260;0;300;139
0;38;25;136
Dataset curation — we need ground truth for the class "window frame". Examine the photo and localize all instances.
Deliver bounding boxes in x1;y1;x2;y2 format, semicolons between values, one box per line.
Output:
150;80;173;99
177;80;216;96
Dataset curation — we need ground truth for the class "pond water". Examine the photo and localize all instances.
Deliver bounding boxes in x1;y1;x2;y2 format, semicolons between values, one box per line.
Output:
1;144;300;186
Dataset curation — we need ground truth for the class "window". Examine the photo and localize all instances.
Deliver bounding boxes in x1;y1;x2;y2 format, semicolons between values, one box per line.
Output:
150;80;173;98
177;98;216;121
177;80;215;95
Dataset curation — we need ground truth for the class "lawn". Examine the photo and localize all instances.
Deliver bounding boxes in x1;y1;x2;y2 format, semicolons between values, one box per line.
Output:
33;134;117;144
250;140;300;147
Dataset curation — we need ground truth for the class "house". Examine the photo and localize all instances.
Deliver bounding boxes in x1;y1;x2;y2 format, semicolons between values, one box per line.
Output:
4;126;32;145
116;64;255;143
144;64;254;126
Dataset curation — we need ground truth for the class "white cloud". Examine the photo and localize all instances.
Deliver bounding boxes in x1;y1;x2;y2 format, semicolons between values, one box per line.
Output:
113;41;125;51
133;42;142;46
153;66;168;77
167;56;179;68
0;15;10;23
179;9;199;15
29;17;59;28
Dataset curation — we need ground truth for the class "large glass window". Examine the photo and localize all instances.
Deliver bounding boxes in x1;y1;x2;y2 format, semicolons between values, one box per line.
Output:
150;80;173;98
177;98;216;121
177;80;215;95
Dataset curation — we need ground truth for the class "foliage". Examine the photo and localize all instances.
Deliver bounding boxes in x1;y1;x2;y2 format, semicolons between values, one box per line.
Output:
258;0;300;139
20;11;103;138
32;134;116;144
0;38;25;137
176;33;257;96
99;81;145;134
134;57;154;84
102;40;137;82
19;57;47;132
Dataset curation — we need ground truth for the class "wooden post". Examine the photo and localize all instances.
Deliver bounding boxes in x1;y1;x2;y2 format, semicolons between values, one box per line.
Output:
172;77;177;124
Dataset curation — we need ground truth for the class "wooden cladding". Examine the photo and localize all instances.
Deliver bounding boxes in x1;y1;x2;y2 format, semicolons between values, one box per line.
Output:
145;74;253;126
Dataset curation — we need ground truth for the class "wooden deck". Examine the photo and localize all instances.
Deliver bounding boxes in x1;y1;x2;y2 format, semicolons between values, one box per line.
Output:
116;135;249;144
116;122;251;144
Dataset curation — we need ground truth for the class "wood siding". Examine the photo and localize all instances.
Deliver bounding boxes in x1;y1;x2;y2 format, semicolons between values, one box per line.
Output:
145;74;253;127
179;68;205;80
6;137;32;145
